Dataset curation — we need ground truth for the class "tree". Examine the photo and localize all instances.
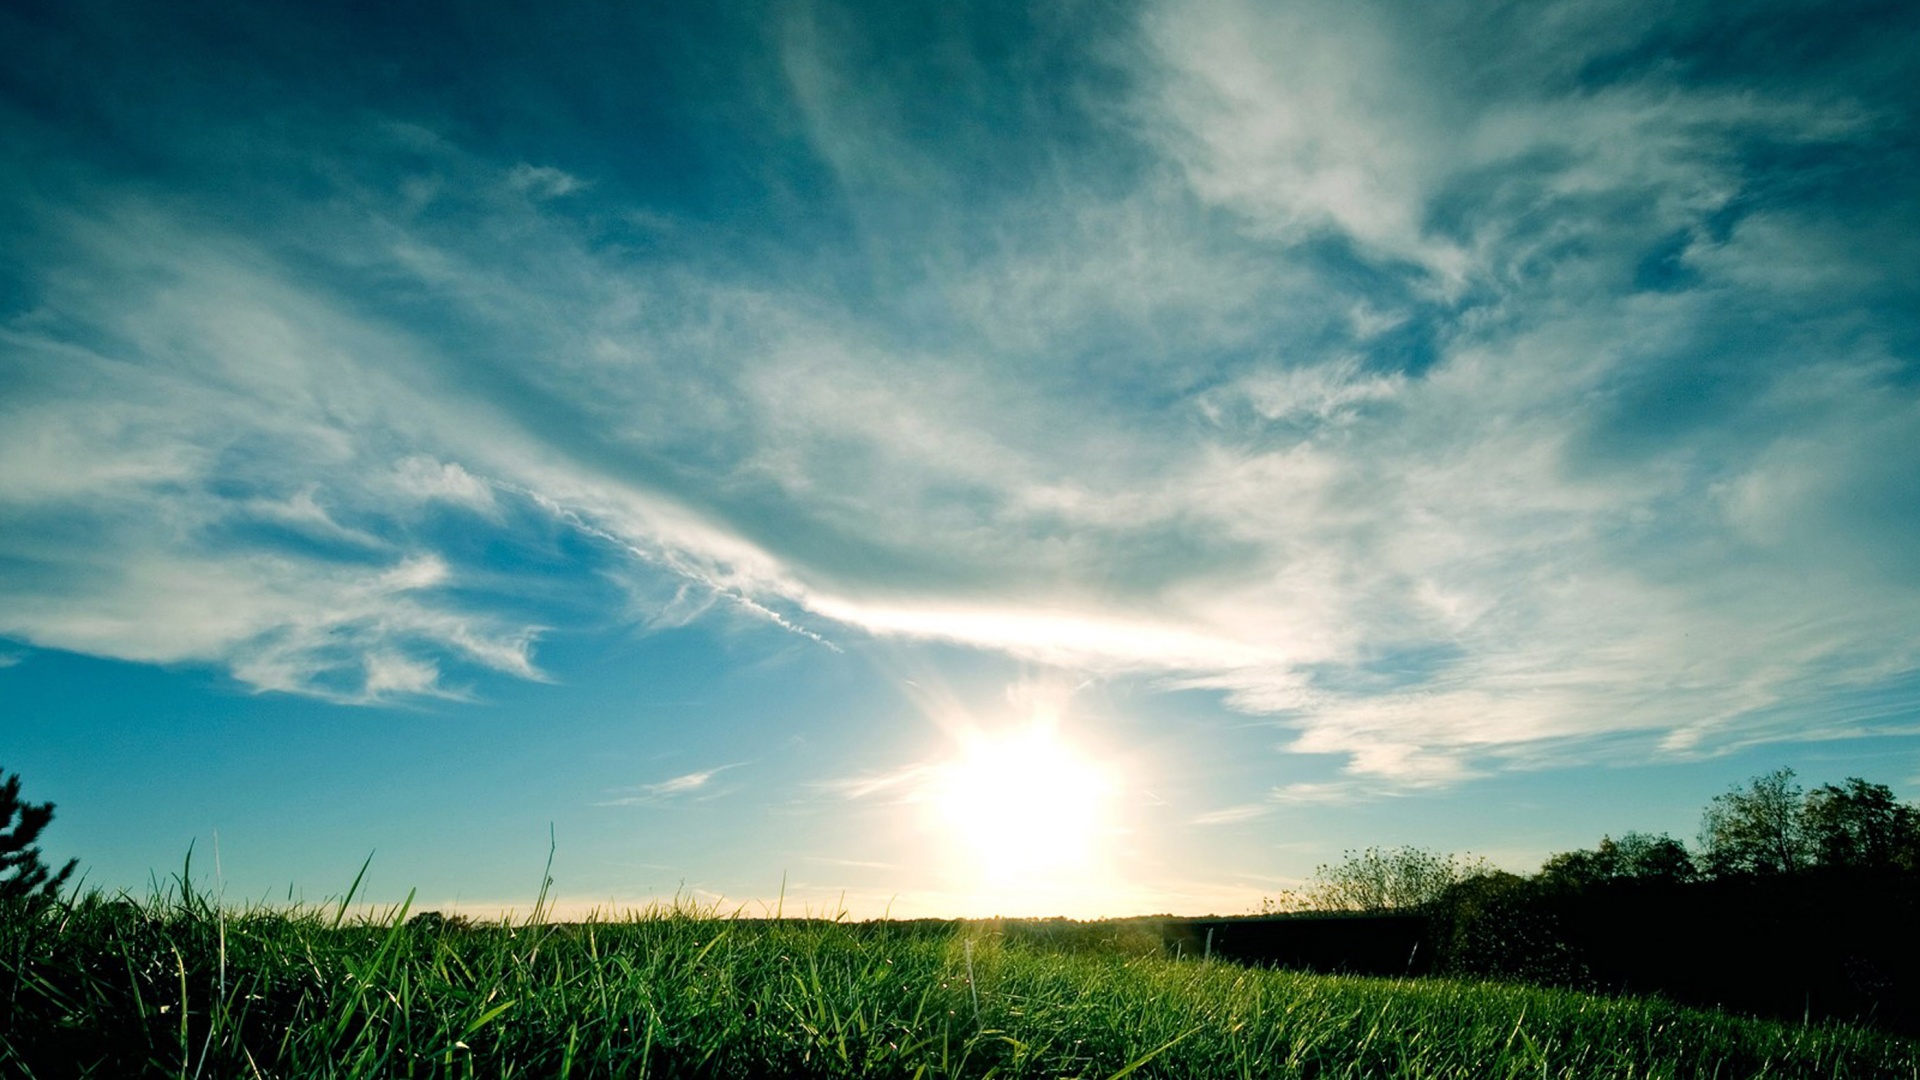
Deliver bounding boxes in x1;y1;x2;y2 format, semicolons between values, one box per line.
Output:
1610;831;1697;882
1;765;77;908
1539;831;1696;890
1281;846;1485;913
1802;777;1920;872
1698;768;1813;877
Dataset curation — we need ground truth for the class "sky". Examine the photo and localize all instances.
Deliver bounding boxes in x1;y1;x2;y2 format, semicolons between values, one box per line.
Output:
2;0;1918;919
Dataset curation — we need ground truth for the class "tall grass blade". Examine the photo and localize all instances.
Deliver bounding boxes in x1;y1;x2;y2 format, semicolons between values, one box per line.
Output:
331;853;375;931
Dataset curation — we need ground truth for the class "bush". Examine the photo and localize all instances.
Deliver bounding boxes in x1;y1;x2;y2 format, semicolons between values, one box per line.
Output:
0;765;77;912
1430;871;1586;985
1273;846;1488;913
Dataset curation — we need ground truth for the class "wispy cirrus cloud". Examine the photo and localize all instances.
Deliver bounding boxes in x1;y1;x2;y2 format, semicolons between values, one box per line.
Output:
1190;804;1269;827
815;764;938;804
598;763;750;807
1;0;1914;789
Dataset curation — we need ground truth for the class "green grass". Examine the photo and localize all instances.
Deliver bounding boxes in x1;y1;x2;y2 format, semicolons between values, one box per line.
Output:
4;882;1916;1079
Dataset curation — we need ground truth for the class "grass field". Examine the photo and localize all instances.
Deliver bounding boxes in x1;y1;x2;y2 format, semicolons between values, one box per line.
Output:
4;877;1917;1079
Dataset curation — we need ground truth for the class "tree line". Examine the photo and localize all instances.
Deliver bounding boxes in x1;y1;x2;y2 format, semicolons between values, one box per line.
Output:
1263;768;1920;1033
1279;767;1920;913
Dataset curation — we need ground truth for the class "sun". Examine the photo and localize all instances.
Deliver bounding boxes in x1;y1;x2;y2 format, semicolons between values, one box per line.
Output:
926;723;1118;890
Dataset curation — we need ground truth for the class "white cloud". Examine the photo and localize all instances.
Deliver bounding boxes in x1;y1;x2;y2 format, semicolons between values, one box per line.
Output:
505;163;587;199
390;456;499;515
801;596;1282;674
1267;781;1383;807
361;651;443;698
1142;1;1449;264
599;763;748;806
1218;357;1405;424
816;763;936;804
0;205;551;701
3;6;1913;790
0;543;536;703
1140;0;1872;297
1191;804;1269;826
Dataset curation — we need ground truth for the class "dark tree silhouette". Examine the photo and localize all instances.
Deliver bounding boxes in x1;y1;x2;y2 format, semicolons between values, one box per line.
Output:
1610;831;1697;882
1539;831;1696;889
1698;767;1812;877
1;765;77;908
1803;777;1920;872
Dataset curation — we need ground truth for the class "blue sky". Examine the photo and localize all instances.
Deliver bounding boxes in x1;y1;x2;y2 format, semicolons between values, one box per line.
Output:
2;0;1917;917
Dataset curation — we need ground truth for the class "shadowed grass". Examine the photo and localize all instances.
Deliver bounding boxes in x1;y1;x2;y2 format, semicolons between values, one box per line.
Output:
3;882;1916;1078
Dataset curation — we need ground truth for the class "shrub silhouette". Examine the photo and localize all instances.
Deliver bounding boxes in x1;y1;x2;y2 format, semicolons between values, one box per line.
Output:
1;764;77;910
1431;870;1585;984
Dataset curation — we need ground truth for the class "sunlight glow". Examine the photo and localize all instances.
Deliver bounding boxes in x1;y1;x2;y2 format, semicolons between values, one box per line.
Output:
925;722;1119;899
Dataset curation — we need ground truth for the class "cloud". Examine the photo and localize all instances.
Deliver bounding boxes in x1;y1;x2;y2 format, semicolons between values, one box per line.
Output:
0;197;573;700
1268;781;1397;807
802;856;895;870
1209;357;1406;426
1141;0;1471;280
505;163;587;200
817;763;936;804
599;763;749;806
1;0;1914;783
1190;804;1269;826
390;457;499;516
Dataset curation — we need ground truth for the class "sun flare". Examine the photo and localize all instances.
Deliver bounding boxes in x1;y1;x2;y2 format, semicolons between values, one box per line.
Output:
927;724;1118;891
